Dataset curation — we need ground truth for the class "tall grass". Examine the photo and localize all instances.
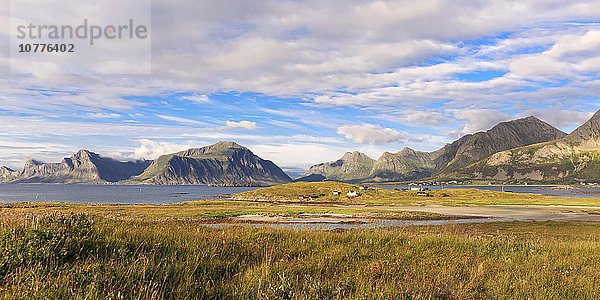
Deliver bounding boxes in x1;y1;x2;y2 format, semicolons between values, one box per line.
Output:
2;213;600;299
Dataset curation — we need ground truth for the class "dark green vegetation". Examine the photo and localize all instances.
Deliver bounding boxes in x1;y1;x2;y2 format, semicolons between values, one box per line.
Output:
302;116;566;182
2;209;600;299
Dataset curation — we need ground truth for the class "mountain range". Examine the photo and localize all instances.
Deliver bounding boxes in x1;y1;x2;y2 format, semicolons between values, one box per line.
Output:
452;110;600;182
0;142;291;186
0;150;151;184
3;111;600;185
301;114;595;183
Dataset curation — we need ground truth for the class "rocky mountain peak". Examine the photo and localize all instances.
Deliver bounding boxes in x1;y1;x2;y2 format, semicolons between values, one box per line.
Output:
0;166;14;173
490;116;564;137
24;158;42;167
398;147;416;155
72;149;98;160
210;141;246;150
177;141;248;158
563;110;600;143
341;151;372;161
0;166;16;180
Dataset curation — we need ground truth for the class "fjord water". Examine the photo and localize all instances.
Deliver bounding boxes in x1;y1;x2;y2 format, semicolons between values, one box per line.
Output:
1;184;599;204
377;185;600;198
0;184;258;204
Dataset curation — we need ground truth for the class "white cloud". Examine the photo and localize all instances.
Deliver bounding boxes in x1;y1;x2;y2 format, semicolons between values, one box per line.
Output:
2;1;600;170
521;106;595;132
156;114;206;126
509;30;600;81
224;120;258;130
453;109;512;134
133;139;191;160
0;1;597;118
397;110;446;125
180;94;211;104
85;112;122;119
251;143;351;169
337;124;406;144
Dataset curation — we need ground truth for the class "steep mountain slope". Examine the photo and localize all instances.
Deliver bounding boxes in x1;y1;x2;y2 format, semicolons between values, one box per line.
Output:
130;141;292;186
0;166;16;182
435;116;566;174
2;150;151;184
301;151;375;182
303;116;565;182
454;111;600;182
370;147;436;181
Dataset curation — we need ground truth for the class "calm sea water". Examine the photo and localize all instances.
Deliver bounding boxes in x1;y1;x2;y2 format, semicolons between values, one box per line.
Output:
377;185;600;198
1;184;599;205
0;184;259;204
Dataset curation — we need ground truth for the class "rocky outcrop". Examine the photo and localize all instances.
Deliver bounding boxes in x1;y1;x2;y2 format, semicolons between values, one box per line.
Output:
130;141;292;186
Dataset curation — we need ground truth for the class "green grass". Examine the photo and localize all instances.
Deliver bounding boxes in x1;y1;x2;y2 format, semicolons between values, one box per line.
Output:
234;182;600;206
1;210;600;299
1;201;442;222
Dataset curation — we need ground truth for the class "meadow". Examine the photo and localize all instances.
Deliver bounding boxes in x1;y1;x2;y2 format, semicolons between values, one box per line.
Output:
2;183;600;299
2;205;600;299
234;181;600;206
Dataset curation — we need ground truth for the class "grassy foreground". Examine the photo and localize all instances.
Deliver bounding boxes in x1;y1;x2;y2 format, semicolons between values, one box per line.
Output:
234;182;600;206
2;207;600;299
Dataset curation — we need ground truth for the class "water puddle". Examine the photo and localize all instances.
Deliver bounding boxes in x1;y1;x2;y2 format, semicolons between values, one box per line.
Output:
203;217;514;229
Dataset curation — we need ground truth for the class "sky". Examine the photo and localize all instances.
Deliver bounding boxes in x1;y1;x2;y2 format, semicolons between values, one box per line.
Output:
1;0;600;177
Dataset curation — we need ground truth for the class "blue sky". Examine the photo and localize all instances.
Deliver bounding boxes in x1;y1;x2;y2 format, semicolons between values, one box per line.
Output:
1;1;600;176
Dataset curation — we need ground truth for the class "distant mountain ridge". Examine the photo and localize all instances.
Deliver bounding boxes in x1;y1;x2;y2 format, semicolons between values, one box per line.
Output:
452;110;600;182
129;141;292;186
302;116;567;182
0;150;151;184
302;151;375;182
0;142;292;186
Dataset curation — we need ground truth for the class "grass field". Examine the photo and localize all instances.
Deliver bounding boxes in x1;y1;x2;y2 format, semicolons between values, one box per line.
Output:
3;185;600;299
1;208;600;299
234;181;600;206
1;201;441;222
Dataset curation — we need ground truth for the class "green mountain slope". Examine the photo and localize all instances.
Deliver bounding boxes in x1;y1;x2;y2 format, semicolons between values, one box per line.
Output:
300;151;375;182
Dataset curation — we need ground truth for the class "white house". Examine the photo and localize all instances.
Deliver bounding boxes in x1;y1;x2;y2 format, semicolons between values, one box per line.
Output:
347;191;359;197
